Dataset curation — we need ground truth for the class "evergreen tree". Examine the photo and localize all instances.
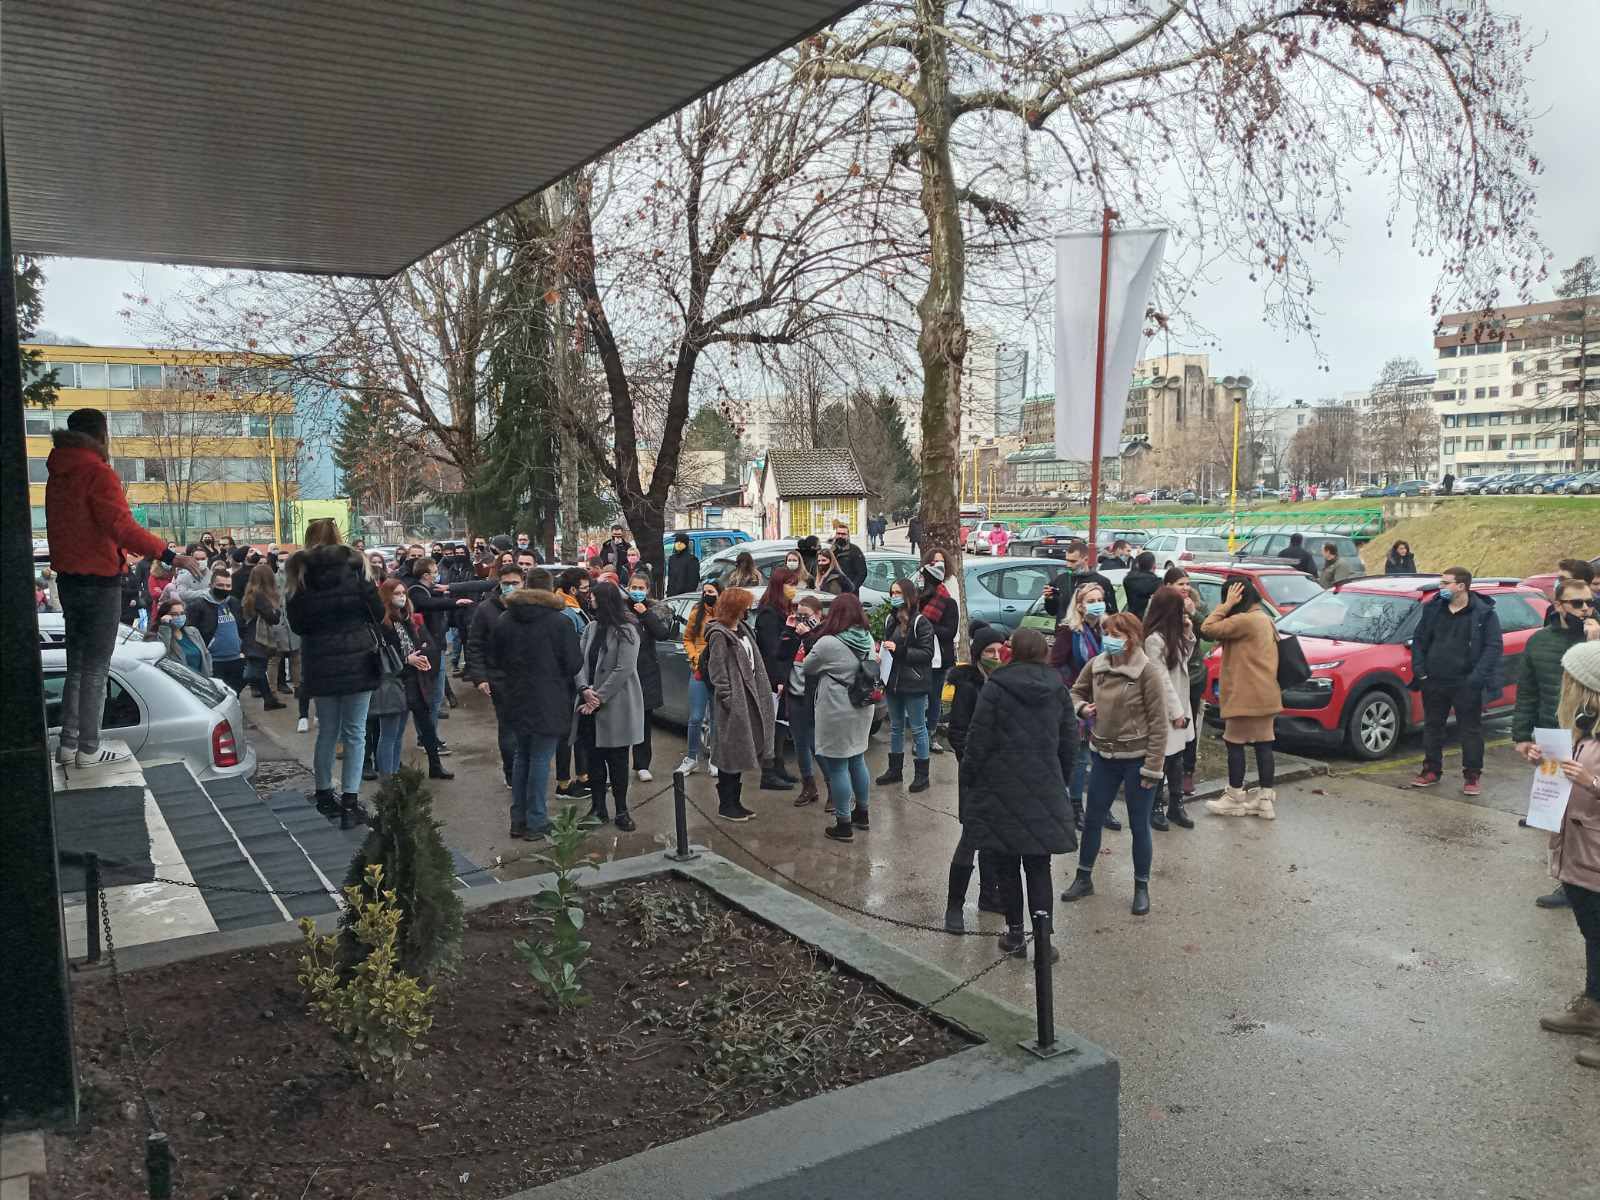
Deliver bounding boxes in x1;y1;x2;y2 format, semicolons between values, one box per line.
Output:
14;255;60;408
332;388;420;519
682;405;742;485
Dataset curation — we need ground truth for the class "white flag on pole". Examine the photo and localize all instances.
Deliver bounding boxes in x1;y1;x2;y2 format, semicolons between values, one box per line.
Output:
1053;228;1167;462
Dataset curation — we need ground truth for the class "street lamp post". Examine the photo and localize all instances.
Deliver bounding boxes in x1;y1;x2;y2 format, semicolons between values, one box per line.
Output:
1227;394;1243;552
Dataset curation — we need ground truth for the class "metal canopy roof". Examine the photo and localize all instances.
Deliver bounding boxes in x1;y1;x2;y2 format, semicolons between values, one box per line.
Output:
1;0;857;277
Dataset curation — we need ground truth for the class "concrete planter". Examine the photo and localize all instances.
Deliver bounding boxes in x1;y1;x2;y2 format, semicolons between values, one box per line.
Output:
116;849;1120;1200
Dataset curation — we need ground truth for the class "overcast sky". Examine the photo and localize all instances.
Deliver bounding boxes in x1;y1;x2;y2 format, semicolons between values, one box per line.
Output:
33;0;1599;404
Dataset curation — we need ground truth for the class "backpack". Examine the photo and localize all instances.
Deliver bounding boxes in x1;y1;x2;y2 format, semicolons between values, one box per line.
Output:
1275;632;1312;689
844;644;883;708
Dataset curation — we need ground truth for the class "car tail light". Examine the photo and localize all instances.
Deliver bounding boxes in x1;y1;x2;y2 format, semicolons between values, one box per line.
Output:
212;720;240;768
1179;550;1193;560
1042;537;1056;545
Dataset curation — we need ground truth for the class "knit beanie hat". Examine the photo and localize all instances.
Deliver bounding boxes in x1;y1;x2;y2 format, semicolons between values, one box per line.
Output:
970;621;1008;660
1562;641;1600;694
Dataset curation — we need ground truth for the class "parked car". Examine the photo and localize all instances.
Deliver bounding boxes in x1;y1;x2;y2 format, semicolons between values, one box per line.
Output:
36;612;142;649
1521;556;1600;600
1131;492;1154;505
40;635;256;781
1177;489;1202;505
1095;527;1152;551
662;528;751;561
1392;479;1435;496
1453;476;1490;495
1183;529;1365;570
964;520;1011;555
1185;564;1323;618
858;551;925;608
698;539;797;585
1140;532;1230;570
1328;487;1364;500
1558;470;1600;495
1007;524;1080;559
1524;472;1580;495
1483;472;1538;495
1204;575;1549;760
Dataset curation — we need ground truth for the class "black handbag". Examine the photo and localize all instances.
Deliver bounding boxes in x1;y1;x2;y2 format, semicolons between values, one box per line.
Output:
1275;632;1312;689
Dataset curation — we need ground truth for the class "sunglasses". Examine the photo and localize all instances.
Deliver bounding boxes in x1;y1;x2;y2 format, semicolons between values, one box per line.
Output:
1563;597;1595;609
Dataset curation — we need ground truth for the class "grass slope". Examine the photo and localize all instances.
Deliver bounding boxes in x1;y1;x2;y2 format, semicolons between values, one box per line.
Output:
1357;497;1600;578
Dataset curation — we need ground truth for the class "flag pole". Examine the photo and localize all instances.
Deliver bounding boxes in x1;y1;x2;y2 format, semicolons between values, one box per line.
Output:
1086;207;1114;556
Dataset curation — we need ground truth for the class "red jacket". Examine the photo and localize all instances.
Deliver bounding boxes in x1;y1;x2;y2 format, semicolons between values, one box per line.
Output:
46;430;170;578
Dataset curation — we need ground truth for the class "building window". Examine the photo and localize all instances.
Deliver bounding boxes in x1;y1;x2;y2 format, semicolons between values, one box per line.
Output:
45;362;76;388
27;459;48;483
1442;438;1459;454
1536;358;1549;372
1487;411;1502;423
137;364;164;389
76;362;107;388
1535;436;1553;450
1512;360;1525;375
1473;388;1486;399
1464;437;1484;451
1512;383;1524;397
25;412;54;436
143;459;168;482
108;364;135;389
1488;388;1500;399
1536;383;1549;396
1466;413;1484;427
1511;436;1528;450
1442;415;1457;429
1488;436;1505;450
1439;346;1458;358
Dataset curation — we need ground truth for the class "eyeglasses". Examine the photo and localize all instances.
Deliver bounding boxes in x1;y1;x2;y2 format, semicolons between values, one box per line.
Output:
1563;597;1596;609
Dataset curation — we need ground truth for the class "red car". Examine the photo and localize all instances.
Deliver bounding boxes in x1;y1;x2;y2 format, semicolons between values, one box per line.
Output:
1521;555;1600;600
1204;575;1550;760
1187;563;1323;618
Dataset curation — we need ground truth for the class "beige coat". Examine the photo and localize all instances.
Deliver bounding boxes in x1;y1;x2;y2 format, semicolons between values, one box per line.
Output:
1551;737;1600;892
1070;647;1171;782
1144;630;1195;758
1201;606;1282;719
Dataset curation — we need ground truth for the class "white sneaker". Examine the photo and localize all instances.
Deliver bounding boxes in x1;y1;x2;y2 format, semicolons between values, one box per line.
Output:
296;717;309;733
55;744;76;766
709;763;719;778
636;768;653;782
75;746;132;768
675;755;698;776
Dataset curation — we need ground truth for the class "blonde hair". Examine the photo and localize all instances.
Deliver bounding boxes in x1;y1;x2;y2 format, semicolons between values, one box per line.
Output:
1557;673;1600;744
241;562;280;620
1063;582;1106;632
303;517;342;548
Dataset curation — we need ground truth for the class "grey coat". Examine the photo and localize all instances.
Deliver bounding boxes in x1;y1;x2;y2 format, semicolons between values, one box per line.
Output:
803;634;878;758
577;622;646;749
704;621;775;773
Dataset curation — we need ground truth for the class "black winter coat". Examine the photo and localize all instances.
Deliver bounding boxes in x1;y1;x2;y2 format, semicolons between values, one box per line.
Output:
1410;592;1504;698
832;540;868;590
633;600;673;711
754;605;803;692
382;617;441;713
285;544;384;697
598;538;631;570
487;589;583;737
957;661;1079;855
1122;569;1161;619
884;610;935;694
407;579;461;642
945;663;986;759
667;549;701;597
1384;551;1417;575
462;593;508;688
1280;546;1317;577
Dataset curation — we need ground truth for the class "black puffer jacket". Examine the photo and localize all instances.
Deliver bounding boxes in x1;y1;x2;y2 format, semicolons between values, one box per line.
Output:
755;605;803;692
884;610;935;695
633;599;674;712
1122;568;1160;619
285;544;383;697
957;661;1079;855
666;548;701;597
945;663;986;759
487;589;583;737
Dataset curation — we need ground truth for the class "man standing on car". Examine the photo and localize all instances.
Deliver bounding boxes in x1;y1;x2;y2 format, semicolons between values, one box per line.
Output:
1319;542;1358;587
46;407;197;767
1516;575;1600;908
1409;567;1502;796
830;518;869;591
1280;532;1317;577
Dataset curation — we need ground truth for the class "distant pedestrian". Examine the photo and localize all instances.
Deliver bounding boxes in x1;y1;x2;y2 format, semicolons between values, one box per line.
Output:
986;523;1010;557
576;582;646;831
703;586;775;821
240;562;289;712
597;524;631;572
147;595;211;676
192;564;247;696
1319;542;1358;587
1064;613;1168;915
779;594;827;810
754;568;803;792
675;580;724;775
1441;472;1456;496
463;560;524;790
666;535;701;596
1098;538;1133;571
956;627;1078;958
812;547;856;595
917;548;958;751
725;551;763;588
1409;567;1502;795
830;518;869;590
1385;540;1418;575
907;515;923;555
1201;577;1282;819
1535;640;1600;1070
1163;566;1210;798
373;578;453;784
942;622;1010;928
1280;532;1317;578
1042;539;1120;620
782;548;813;589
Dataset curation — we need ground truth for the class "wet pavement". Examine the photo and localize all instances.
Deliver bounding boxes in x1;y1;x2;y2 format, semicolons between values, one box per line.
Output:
245;686;1599;1200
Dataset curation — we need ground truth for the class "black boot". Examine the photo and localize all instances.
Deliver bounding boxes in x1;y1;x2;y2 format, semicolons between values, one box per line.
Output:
772;740;798;784
875;753;904;786
1167;797;1195;829
908;757;931;794
976;852;1006;914
427;747;454;780
1131;881;1151;917
339;792;370;830
1070;793;1084;832
944;862;974;933
824;814;854;842
1061;869;1095;902
851;804;869;830
760;765;794;791
998;927;1028;958
1150;804;1170;832
312;789;340;817
1102;809;1123;832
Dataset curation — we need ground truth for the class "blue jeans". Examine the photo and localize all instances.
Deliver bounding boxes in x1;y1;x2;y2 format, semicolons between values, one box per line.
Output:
688;676;715;760
445;627;463;670
790;696;816;779
817;754;870;822
1068;741;1090;802
376;710;410;777
928;666;947;730
887;691;930;759
1079;753;1155;883
511;732;560;832
314;690;373;795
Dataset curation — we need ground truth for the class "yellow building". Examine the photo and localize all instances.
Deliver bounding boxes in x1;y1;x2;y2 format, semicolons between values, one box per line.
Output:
24;344;304;544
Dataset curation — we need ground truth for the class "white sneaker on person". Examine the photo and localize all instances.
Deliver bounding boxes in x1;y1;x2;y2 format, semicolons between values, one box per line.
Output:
709;763;719;778
75;746;132;768
675;755;698;776
636;768;653;782
296;717;309;733
55;744;76;766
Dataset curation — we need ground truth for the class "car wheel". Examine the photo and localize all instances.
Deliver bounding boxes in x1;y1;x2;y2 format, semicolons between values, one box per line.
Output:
1583;484;1596;495
1345;689;1401;760
1531;485;1545;495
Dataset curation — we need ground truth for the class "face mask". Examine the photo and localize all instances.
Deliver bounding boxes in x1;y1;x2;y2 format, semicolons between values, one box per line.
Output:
501;582;519;598
628;589;647;602
211;586;230;600
702;593;717;606
926;561;946;581
516;541;529;549
1438;585;1455;601
889;595;905;609
169;614;187;629
1102;635;1127;656
1085;601;1106;618
391;594;408;609
786;560;801;572
783;586;798;601
677;542;689;553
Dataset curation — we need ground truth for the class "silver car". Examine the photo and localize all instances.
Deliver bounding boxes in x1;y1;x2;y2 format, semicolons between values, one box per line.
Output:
40;636;258;781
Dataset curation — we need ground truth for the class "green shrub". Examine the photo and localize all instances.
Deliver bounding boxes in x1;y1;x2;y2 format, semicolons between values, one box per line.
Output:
513;804;599;1009
342;766;464;977
299;864;435;1082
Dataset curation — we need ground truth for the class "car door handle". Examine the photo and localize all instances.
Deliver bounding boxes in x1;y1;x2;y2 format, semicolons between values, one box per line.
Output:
1003;605;1018;613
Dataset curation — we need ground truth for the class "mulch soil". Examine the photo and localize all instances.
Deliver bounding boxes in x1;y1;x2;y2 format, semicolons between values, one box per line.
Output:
46;877;969;1199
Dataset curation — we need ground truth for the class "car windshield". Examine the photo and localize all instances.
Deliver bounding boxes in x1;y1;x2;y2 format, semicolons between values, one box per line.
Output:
156;657;228;706
1257;572;1323;609
1277;591;1418;644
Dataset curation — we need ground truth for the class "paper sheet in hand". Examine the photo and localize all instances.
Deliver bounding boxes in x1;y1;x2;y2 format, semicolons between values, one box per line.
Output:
879;647;894;685
1526;727;1573;833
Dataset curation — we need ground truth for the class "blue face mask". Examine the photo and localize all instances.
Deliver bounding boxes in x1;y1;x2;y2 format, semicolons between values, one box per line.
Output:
1085;601;1107;618
1102;635;1127;656
1437;585;1455;601
889;595;905;609
500;582;518;598
169;614;186;628
628;589;647;603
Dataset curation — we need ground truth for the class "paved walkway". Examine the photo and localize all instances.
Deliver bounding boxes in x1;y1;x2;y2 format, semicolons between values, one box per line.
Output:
245;694;1599;1199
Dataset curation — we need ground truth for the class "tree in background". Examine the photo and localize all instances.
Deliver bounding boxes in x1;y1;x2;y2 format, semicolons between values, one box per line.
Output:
817;387;918;515
797;0;1543;567
1289;405;1361;488
14;255;60;408
333;388;427;528
1365;356;1439;482
681;406;744;487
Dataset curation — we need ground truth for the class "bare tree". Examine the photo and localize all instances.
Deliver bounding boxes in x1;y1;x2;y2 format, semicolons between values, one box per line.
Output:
1289;405;1360;486
134;387;235;545
1365;355;1439;481
797;0;1543;556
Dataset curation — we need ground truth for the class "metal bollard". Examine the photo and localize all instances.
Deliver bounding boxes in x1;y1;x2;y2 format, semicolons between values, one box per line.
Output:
145;1131;174;1199
666;768;698;862
1020;907;1068;1059
84;852;102;965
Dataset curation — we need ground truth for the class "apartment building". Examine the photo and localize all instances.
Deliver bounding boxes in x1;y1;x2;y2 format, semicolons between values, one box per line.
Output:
24;344;340;542
1433;295;1600;477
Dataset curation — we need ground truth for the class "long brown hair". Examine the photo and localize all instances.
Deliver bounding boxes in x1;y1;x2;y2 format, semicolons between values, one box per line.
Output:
241;562;280;620
378;577;410;627
1141;585;1191;671
889;576;918;633
685;580;723;643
